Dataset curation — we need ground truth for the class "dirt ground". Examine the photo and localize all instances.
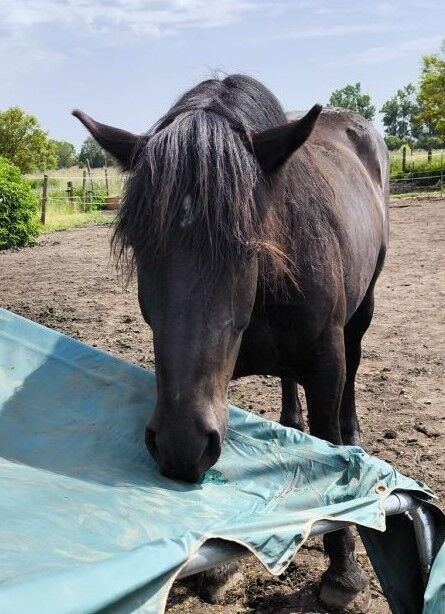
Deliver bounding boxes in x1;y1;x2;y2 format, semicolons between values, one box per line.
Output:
0;197;444;613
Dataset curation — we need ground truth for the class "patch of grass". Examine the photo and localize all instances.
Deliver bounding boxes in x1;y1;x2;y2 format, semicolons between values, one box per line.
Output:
25;168;123;200
390;190;443;200
389;149;444;177
41;210;115;232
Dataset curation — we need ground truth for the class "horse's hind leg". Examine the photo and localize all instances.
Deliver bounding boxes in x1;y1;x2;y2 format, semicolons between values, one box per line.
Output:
302;327;370;612
340;288;375;447
280;378;305;430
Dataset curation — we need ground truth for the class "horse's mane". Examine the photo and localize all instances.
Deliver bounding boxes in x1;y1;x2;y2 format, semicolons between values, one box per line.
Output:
112;74;331;290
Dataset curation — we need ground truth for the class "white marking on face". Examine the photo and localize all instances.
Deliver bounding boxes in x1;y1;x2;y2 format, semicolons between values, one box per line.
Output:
179;194;194;228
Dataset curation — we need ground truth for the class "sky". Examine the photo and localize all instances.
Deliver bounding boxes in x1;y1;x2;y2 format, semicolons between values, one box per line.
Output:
0;0;443;148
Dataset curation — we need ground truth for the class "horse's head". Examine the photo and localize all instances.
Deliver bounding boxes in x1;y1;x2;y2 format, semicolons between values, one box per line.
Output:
74;76;320;482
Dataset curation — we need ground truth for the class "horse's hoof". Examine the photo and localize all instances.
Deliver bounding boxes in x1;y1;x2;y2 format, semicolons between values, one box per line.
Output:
319;562;370;613
319;580;371;613
194;562;243;604
280;417;305;431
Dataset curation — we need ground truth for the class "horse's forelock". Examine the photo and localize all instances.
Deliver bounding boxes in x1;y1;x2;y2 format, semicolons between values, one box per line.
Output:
111;76;293;289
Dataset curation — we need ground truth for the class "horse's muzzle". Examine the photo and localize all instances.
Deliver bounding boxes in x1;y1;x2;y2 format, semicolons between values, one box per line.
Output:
145;425;222;483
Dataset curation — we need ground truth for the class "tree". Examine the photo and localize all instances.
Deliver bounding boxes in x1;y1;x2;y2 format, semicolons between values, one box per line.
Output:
78;136;106;168
52;140;77;169
328;83;375;121
413;135;444;150
383;135;410;151
380;83;422;138
417;41;445;140
0;107;57;173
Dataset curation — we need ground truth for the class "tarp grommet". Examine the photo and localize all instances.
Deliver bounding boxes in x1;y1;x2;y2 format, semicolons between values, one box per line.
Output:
375;483;388;494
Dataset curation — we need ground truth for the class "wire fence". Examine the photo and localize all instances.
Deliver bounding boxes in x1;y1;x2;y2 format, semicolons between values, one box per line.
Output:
389;147;444;174
26;167;125;224
388;147;444;195
29;149;445;225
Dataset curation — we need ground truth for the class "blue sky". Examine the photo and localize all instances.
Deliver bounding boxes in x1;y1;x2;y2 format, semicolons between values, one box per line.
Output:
1;0;443;148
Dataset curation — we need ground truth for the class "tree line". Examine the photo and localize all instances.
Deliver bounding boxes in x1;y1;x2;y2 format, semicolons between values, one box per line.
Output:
0;41;443;174
0;108;108;174
328;41;444;151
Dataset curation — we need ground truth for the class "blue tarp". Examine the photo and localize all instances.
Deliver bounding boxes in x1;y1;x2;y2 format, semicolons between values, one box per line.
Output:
0;308;441;613
424;542;445;613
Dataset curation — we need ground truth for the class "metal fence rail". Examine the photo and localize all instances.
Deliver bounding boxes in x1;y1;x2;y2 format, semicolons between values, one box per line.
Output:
179;492;430;579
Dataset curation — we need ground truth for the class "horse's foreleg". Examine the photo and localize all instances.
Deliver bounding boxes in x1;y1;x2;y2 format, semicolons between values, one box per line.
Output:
280;378;304;430
303;328;370;612
193;561;243;604
340;289;375;446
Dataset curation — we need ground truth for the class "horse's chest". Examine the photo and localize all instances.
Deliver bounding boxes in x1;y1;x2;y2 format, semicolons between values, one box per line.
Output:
234;305;314;379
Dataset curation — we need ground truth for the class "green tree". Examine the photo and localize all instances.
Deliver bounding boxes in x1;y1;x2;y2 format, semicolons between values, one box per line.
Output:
0;156;39;249
380;84;423;138
383;135;410;151
414;135;444;150
52;140;77;169
328;83;375;121
78;136;106;168
417;41;445;140
0;107;57;173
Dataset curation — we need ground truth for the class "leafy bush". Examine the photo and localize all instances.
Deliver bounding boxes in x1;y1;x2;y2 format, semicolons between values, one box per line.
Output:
0;156;39;249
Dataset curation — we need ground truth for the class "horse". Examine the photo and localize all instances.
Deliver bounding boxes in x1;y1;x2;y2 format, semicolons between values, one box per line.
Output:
73;73;389;611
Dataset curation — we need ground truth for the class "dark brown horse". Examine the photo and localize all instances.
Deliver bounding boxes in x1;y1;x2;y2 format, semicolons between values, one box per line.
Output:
74;74;389;611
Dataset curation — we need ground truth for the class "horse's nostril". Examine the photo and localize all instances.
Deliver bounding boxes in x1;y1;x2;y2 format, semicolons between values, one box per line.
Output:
202;430;222;467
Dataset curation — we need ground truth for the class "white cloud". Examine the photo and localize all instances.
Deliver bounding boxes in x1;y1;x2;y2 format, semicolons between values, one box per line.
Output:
0;0;260;38
284;23;398;39
0;0;265;75
329;36;443;66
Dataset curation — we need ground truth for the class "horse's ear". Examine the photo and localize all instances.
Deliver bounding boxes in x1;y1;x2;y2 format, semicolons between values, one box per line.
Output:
252;104;322;174
72;109;140;170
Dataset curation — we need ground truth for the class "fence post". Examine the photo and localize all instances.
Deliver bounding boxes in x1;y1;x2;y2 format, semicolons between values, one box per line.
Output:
104;165;109;196
402;146;407;173
86;159;93;211
67;181;74;209
441;151;443;198
81;170;87;210
40;174;48;225
86;159;93;191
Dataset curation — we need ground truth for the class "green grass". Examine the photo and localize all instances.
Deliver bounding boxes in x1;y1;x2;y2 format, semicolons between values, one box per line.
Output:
390;190;444;200
389;149;444;177
25;168;119;234
40;210;115;232
25;167;123;199
25;167;123;228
